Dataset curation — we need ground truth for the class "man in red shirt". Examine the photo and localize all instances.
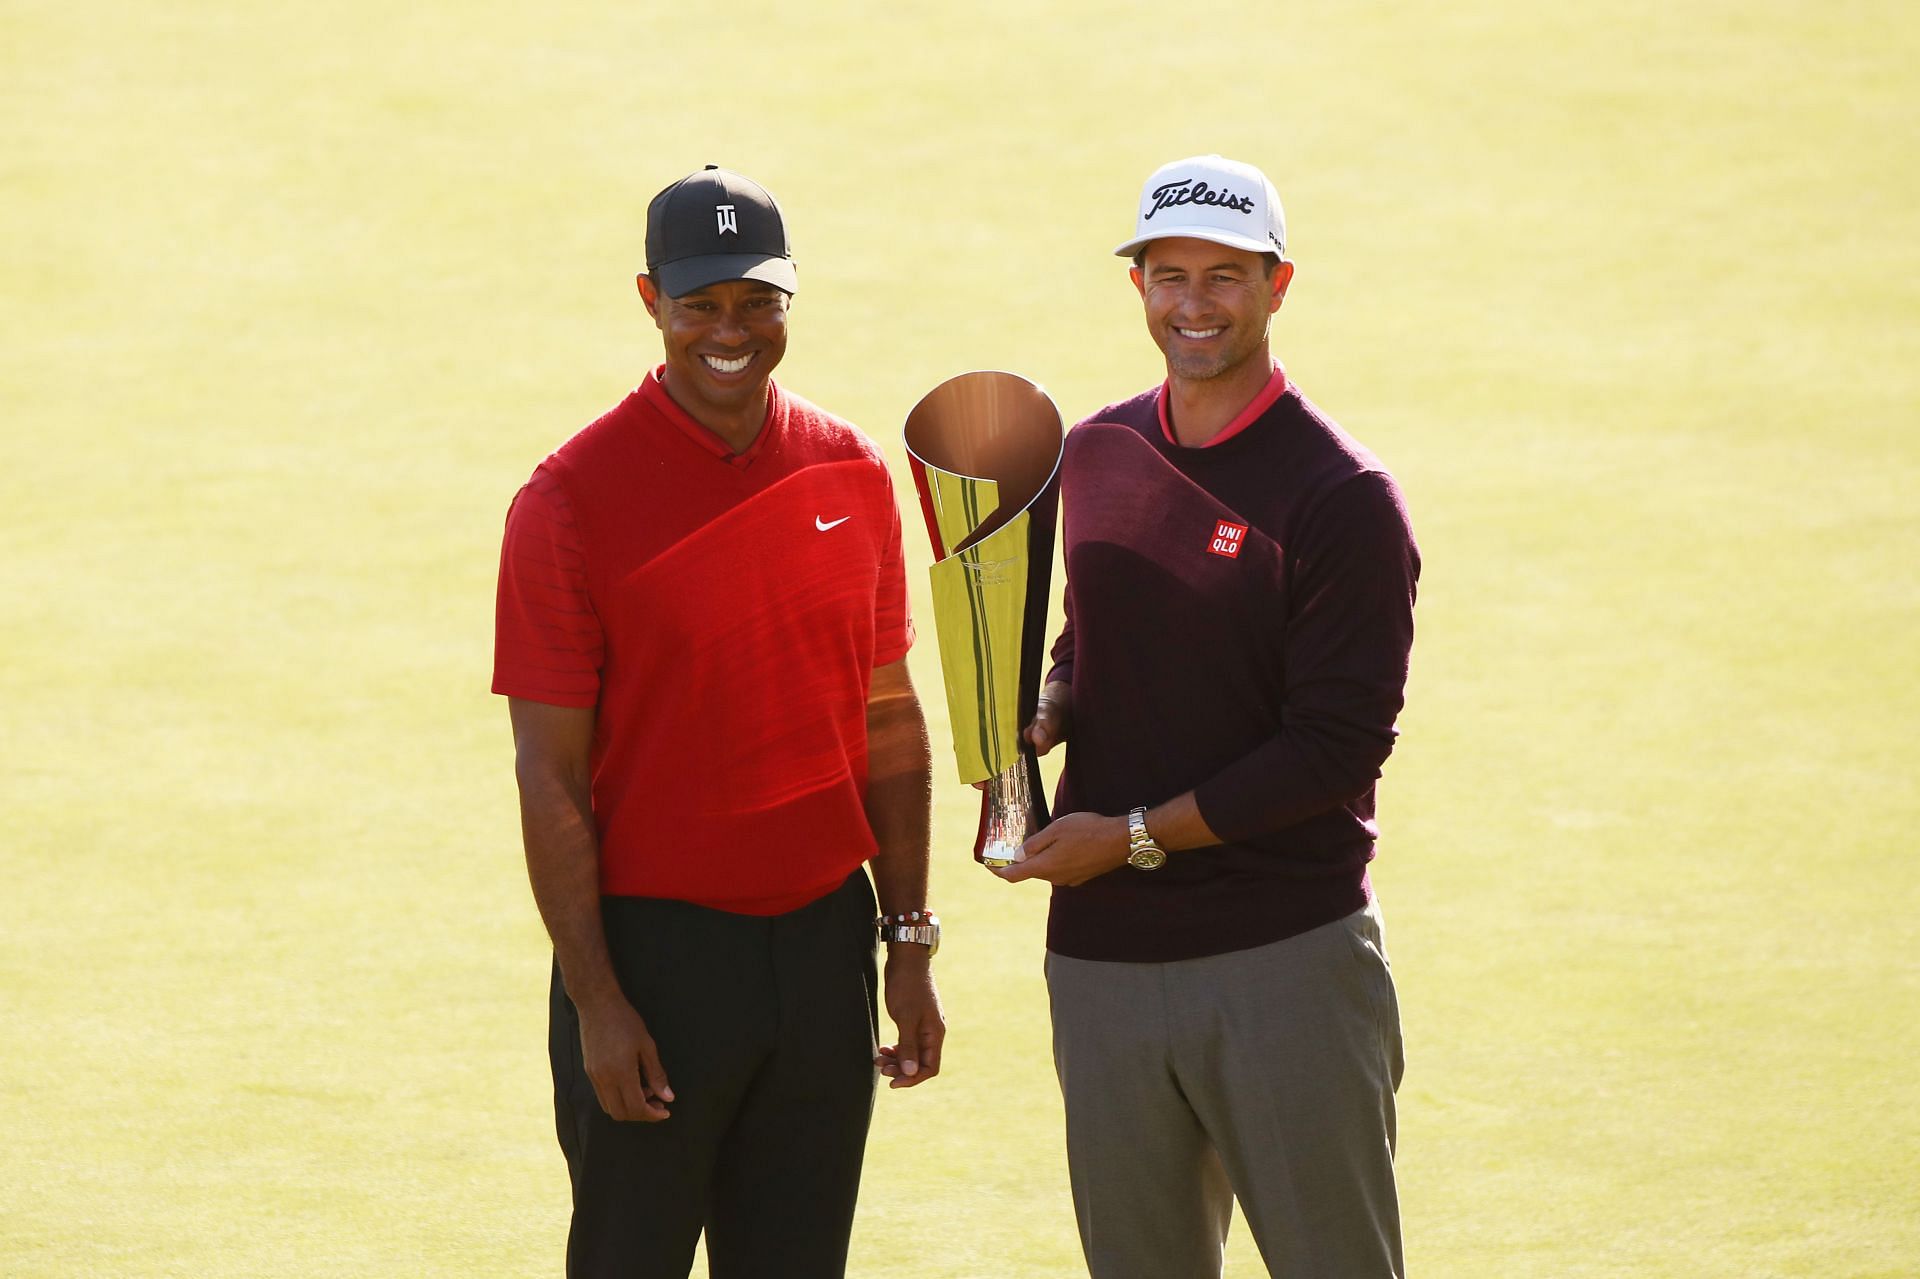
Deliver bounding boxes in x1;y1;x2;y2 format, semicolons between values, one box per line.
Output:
998;155;1419;1277
494;166;944;1279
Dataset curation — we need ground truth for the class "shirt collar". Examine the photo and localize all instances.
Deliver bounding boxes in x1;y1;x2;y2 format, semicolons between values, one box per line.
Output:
640;365;781;469
1157;359;1289;449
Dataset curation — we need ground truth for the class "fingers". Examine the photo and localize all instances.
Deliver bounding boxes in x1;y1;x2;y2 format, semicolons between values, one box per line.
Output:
992;846;1090;888
584;1021;673;1123
637;1038;675;1117
886;1010;924;1086
589;1063;663;1123
917;1016;945;1080
879;972;946;1089
883;1025;945;1089
1023;709;1060;756
591;1063;669;1122
992;830;1054;883
1024;683;1072;756
875;1042;918;1083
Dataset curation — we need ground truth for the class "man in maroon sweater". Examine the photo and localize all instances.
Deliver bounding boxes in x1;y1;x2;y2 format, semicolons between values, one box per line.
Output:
996;155;1419;1278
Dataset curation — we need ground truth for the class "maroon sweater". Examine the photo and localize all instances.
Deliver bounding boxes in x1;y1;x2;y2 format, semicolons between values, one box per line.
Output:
1045;381;1419;962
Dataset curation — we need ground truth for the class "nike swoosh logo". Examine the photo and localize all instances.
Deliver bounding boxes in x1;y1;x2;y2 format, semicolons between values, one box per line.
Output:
815;515;851;531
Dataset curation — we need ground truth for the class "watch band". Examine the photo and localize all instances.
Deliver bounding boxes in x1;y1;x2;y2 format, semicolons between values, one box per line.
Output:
1126;806;1167;870
875;910;941;956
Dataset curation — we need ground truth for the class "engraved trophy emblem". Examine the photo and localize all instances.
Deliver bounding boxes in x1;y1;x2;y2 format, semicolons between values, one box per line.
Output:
903;372;1064;867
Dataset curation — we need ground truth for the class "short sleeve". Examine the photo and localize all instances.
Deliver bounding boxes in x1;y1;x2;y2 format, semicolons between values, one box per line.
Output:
492;468;603;707
872;467;915;667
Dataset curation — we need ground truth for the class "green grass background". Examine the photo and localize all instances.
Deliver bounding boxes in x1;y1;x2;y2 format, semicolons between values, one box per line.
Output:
4;1;1916;1275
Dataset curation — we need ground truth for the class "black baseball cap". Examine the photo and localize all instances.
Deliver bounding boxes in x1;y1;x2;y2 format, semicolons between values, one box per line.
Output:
644;165;798;298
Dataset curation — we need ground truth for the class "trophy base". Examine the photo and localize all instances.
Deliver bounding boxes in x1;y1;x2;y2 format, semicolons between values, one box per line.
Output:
978;840;1023;869
975;765;1033;869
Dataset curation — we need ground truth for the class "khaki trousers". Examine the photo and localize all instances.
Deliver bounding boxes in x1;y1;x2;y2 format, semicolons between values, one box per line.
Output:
1047;900;1405;1279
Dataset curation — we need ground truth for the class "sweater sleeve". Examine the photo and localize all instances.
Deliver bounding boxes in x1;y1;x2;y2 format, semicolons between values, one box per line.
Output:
1044;576;1076;689
1192;471;1419;841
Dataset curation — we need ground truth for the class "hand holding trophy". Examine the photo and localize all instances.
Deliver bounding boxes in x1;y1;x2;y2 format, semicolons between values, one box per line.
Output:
903;372;1064;867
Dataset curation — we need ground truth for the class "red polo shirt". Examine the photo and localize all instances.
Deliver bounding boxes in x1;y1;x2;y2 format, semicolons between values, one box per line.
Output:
493;370;913;914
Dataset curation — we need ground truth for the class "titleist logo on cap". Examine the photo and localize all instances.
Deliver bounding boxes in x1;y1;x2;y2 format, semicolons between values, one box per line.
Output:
1146;179;1256;220
1113;155;1286;260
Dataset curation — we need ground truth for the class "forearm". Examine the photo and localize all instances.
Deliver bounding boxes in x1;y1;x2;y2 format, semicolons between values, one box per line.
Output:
862;661;944;1082
1143;790;1222;851
517;769;625;1013
864;688;933;917
506;700;670;1119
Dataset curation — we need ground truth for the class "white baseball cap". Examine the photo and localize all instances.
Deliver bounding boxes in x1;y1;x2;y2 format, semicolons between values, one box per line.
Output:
1113;154;1287;260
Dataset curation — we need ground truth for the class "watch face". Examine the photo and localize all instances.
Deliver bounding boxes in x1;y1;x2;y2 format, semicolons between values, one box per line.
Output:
1128;847;1167;871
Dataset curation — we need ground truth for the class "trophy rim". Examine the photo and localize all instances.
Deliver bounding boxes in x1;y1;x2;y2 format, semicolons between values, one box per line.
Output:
903;370;1063;554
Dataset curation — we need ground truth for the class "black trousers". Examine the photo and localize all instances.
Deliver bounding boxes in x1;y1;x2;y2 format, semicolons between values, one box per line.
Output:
549;871;880;1279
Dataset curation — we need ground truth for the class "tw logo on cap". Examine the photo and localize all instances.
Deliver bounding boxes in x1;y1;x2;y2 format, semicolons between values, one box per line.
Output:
1207;520;1247;559
716;204;738;234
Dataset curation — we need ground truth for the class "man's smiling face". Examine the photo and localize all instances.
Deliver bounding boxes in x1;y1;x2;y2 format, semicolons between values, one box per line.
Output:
1131;238;1290;384
640;276;791;430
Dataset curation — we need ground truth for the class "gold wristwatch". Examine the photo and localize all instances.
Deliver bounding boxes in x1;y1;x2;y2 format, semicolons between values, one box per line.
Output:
1126;806;1167;870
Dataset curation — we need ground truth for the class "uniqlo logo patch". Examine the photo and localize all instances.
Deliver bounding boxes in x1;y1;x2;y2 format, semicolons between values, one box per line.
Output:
1207;520;1247;559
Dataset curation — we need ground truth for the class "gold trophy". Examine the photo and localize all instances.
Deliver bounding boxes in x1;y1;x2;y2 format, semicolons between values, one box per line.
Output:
903;372;1064;867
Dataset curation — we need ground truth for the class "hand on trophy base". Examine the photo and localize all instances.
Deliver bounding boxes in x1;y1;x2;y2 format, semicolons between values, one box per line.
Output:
977;761;1033;868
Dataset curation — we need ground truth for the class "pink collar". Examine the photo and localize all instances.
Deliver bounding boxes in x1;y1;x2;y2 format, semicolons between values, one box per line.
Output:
1158;361;1288;449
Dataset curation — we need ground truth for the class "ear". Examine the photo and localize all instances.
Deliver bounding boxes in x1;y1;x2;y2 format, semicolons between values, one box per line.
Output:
1129;265;1146;299
636;273;663;322
1268;260;1295;314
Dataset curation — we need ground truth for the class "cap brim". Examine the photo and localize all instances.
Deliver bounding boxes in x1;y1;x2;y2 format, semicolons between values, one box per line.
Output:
652;253;798;297
1112;226;1278;259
